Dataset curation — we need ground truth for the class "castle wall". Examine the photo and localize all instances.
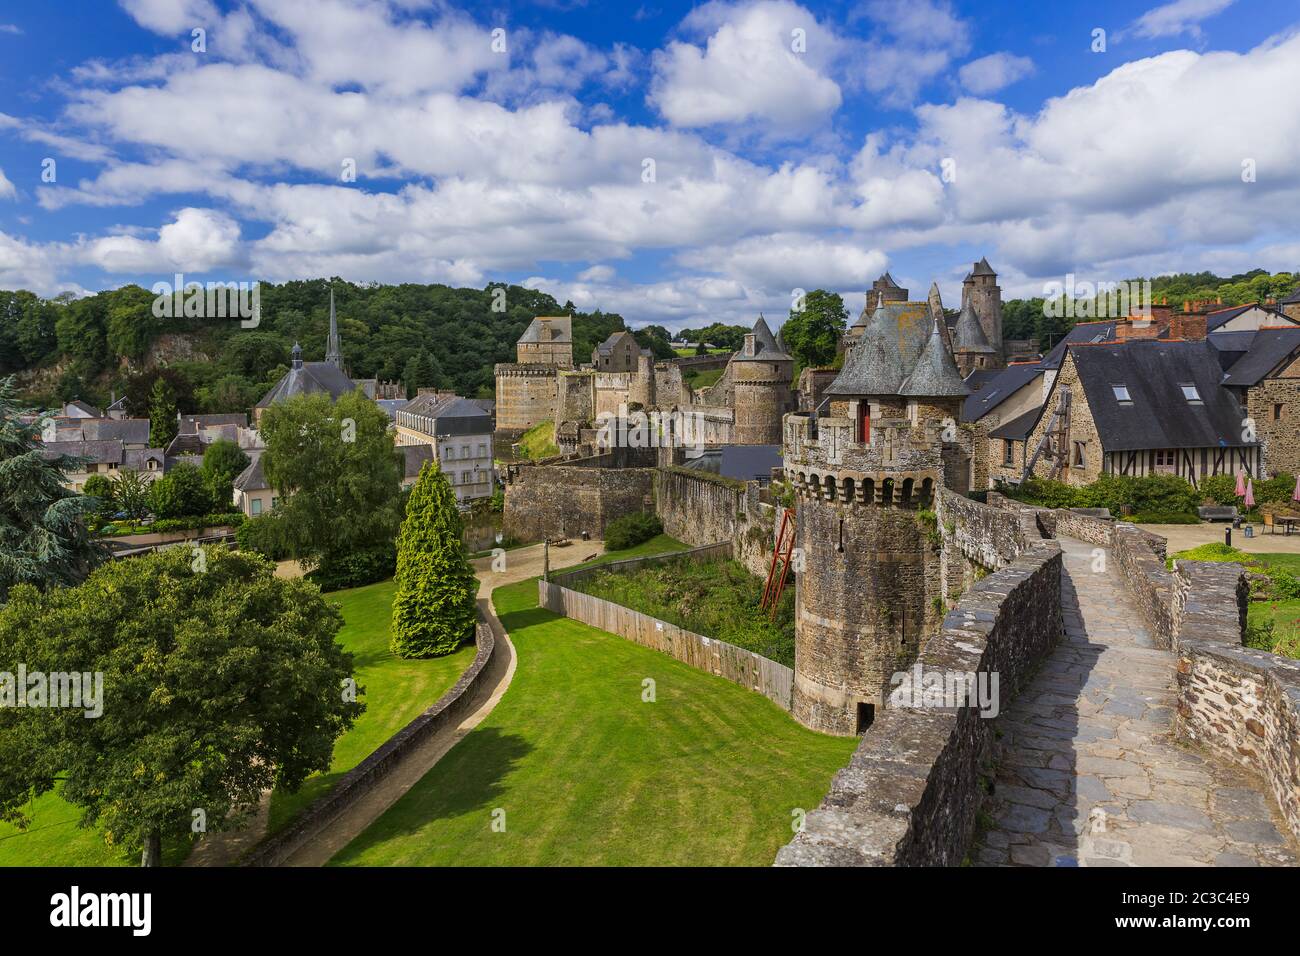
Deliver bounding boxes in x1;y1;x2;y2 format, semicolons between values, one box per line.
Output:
731;359;794;445
557;370;594;425
775;536;1063;866
494;364;559;432
503;462;654;542
652;467;777;577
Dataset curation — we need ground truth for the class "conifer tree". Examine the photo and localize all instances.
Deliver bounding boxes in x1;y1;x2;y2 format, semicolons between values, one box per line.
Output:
390;460;477;658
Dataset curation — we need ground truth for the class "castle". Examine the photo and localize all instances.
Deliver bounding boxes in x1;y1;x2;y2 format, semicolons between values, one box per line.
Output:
785;308;972;734
494;314;796;452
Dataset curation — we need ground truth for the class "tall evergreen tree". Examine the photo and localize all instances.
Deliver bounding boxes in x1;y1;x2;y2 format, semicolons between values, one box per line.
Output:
148;376;178;448
0;377;104;601
390;461;477;658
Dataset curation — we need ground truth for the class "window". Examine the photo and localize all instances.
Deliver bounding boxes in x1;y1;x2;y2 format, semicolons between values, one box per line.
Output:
1003;439;1015;466
478;443;487;457
460;445;470;458
461;471;471;486
1112;384;1131;403
1180;384;1201;402
443;445;454;460
1275;403;1284;421
1072;441;1087;469
1155;449;1176;468
251;498;262;516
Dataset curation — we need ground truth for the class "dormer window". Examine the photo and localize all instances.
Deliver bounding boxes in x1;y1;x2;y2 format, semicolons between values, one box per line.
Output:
1180;384;1202;403
1112;384;1131;403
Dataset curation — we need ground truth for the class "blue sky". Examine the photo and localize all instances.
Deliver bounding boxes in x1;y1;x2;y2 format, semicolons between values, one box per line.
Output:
1;0;1298;330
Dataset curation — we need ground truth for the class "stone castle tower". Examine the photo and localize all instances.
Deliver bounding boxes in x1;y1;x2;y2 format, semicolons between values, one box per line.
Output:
951;298;998;377
961;257;1003;364
731;315;794;444
783;312;969;735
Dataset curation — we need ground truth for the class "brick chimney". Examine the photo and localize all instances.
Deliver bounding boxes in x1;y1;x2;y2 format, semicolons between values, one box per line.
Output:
1116;316;1159;341
1150;296;1173;333
1170;312;1208;341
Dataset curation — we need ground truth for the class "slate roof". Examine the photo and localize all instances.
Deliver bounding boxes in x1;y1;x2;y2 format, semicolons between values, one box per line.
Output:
682;444;783;481
899;318;969;397
233;452;268;492
39;439;124;465
64;400;102;418
827;301;932;396
1069;340;1253;451
877;272;902;289
971;257;996;276
1221;327;1300;386
962;368;1001;392
1203;302;1290;332
375;398;408;421
952;299;996;353
398;443;436;479
961;361;1045;422
399;393;494;436
988;407;1041;442
732;315;791;362
255;359;358;409
82;418;150;445
1282;285;1300;305
179;413;248;433
124;448;165;472
518;316;572;344
1039;321;1118;370
594;330;637;355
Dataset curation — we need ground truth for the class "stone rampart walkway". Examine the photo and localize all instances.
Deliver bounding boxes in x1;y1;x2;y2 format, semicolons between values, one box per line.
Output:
976;536;1298;867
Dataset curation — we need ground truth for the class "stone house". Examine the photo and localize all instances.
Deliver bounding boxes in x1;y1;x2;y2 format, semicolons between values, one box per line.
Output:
394;393;495;504
1219;326;1300;476
40;440;164;493
1022;339;1261;488
592;330;646;372
232;452;275;517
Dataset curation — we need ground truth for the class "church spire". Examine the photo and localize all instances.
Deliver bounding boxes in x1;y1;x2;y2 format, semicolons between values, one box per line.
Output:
325;285;343;368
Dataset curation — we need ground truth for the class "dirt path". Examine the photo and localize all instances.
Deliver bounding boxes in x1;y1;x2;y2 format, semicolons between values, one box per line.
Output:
184;539;604;867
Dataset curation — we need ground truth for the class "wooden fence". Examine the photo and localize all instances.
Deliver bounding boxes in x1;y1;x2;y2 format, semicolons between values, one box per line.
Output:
540;543;794;710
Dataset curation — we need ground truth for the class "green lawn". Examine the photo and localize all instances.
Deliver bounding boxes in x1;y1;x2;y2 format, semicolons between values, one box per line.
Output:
684;367;724;391
267;580;477;833
518;420;559;460
573;533;687;570
330;576;856;867
0;578;475;866
575;558;795;667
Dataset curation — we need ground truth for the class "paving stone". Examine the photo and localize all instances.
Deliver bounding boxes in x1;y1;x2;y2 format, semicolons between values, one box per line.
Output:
1223;819;1285;845
1127;801;1214;834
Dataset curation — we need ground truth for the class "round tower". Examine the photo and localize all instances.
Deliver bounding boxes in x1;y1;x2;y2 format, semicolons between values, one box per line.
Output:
961;257;1003;364
730;316;793;444
784;415;945;735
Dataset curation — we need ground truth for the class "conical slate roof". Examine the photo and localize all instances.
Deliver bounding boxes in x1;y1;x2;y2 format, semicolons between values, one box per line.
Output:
826;305;905;395
971;257;997;277
878;272;902;289
952;299;996;353
734;315;791;361
900;318;971;397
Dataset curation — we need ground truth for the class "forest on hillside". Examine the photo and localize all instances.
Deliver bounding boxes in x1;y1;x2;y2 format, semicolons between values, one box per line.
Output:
0;280;627;415
1002;269;1299;347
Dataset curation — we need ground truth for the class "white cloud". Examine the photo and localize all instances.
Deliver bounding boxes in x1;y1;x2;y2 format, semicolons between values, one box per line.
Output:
958;53;1035;95
0;168;15;200
848;0;971;107
649;0;842;133
1128;0;1236;40
0;24;23;35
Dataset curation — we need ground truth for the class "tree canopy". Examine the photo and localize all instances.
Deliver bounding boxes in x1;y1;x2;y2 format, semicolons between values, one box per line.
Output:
782;290;848;369
0;547;362;865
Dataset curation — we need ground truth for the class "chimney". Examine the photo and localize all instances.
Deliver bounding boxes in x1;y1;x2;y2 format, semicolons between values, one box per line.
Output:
743;333;757;357
1116;316;1159;341
1150;299;1173;332
1171;313;1208;341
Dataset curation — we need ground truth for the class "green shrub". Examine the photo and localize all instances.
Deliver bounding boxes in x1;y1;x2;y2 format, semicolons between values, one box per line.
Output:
1129;511;1200;524
1257;472;1297;505
1198;473;1238;506
1004;477;1077;509
236;513;290;561
307;543;396;593
604;512;663;551
1268;570;1300;601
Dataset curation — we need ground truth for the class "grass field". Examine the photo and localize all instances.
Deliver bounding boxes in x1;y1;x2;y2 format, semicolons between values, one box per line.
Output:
267;579;477;833
684;367;724;390
0;578;474;866
330;576;856;866
517;420;559;460
1170;546;1300;660
575;557;795;666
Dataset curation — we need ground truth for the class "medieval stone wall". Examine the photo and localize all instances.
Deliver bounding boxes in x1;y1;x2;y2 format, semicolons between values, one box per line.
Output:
1246;376;1300;476
503;462;654;541
494;364;560;432
652;468;777;577
776;537;1063;866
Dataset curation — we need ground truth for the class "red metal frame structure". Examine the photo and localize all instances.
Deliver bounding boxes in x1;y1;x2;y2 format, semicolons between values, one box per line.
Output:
761;507;797;619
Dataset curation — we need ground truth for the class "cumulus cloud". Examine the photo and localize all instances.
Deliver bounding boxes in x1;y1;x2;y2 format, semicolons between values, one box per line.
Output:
0;168;15;200
1128;0;1236;40
848;0;971;107
649;0;842;133
958;53;1035;94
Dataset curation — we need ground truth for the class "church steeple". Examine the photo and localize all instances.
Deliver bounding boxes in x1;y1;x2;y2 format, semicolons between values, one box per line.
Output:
325;286;343;368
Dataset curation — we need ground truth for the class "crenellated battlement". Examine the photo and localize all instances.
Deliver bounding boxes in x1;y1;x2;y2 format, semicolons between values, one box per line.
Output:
782;412;943;508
